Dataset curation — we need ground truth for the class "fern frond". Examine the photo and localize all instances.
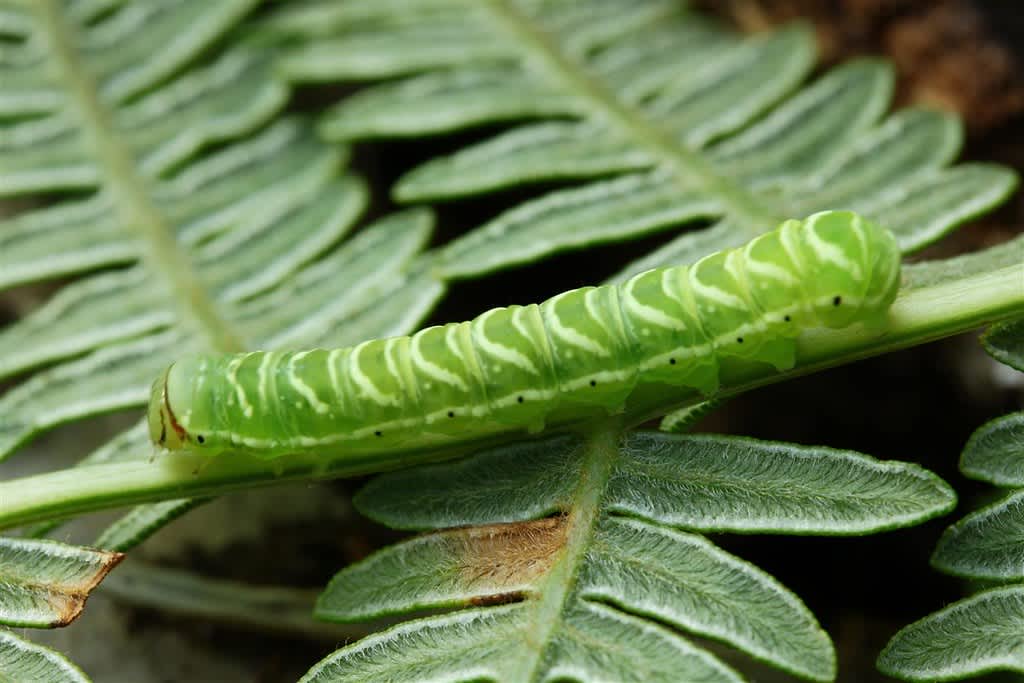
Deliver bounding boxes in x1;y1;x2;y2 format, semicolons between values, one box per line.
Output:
272;0;1014;283
307;429;954;681
0;2;437;551
880;321;1024;681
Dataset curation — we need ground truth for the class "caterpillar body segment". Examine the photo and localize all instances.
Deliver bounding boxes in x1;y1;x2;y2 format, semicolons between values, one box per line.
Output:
148;211;901;458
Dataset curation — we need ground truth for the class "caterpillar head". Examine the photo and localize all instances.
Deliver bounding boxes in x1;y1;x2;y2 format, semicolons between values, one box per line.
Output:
799;211;901;328
149;356;232;452
148;365;188;450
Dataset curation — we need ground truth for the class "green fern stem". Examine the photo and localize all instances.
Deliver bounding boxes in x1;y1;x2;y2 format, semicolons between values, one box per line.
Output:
0;261;1018;531
517;421;619;679
483;0;784;232
33;0;244;352
102;561;369;641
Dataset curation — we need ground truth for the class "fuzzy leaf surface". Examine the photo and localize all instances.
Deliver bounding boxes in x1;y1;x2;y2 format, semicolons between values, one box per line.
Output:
302;602;744;683
0;537;122;628
314;429;956;681
880;378;1024;681
878;586;1024;681
0;629;90;683
358;432;956;534
931;490;1024;580
982;317;1024;371
608;433;955;533
959;413;1024;487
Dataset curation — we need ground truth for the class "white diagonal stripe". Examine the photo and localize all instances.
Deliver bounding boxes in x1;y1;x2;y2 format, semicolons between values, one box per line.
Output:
473;308;540;374
257;352;274;406
410;329;469;391
544;292;610;356
621;272;684;329
327;348;346;402
226;353;253;418
288;351;330;415
349;341;400;406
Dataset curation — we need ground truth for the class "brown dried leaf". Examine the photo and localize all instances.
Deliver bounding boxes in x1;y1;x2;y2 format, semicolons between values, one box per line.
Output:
0;537;124;628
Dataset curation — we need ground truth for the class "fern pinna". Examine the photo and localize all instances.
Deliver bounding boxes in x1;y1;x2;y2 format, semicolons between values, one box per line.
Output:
880;320;1024;682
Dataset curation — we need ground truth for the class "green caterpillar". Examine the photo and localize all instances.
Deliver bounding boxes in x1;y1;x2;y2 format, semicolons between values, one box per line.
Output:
149;210;900;458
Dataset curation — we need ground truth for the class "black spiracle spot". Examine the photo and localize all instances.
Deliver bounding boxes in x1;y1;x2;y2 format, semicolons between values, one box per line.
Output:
447;411;455;418
784;315;791;322
196;435;205;444
589;380;597;387
517;396;524;403
669;358;676;365
833;296;842;306
736;337;744;344
374;431;382;437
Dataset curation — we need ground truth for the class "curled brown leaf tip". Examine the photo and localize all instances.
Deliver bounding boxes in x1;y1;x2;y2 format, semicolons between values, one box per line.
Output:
47;550;125;627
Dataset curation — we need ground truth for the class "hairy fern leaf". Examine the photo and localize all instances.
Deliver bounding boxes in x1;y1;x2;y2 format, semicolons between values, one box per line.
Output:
880;585;1024;681
0;629;91;683
306;430;955;682
880;321;1024;681
0;536;122;628
0;534;119;679
982;317;1024;372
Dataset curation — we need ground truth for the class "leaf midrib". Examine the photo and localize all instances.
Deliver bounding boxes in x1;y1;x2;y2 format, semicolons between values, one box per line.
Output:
35;0;242;352
484;0;783;232
515;420;619;680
